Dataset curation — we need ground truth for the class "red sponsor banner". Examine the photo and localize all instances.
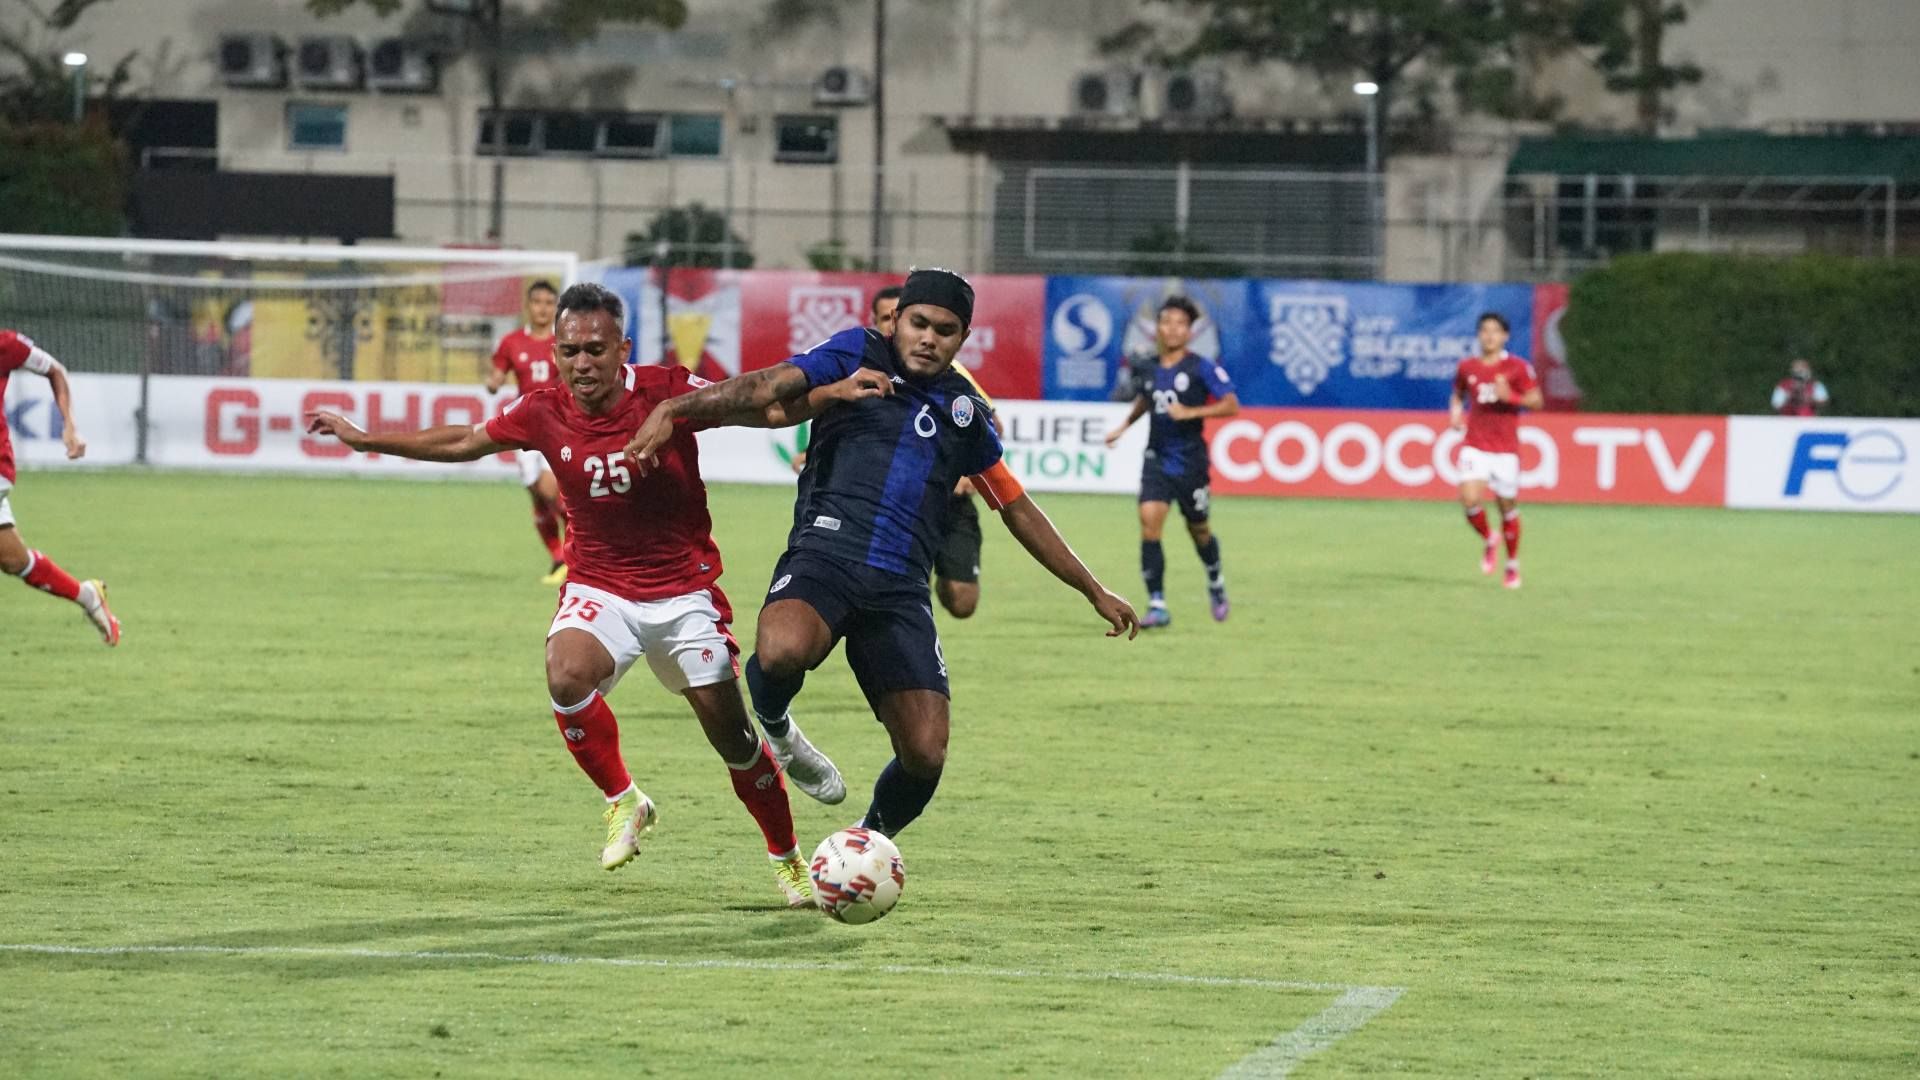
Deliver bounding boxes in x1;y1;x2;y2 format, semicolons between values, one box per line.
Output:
1208;408;1726;506
1530;282;1581;411
734;271;1045;400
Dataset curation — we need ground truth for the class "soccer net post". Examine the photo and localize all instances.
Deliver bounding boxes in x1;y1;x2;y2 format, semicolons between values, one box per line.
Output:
0;234;578;462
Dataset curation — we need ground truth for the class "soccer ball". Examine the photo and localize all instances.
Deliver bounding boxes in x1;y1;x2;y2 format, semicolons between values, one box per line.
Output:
810;827;905;924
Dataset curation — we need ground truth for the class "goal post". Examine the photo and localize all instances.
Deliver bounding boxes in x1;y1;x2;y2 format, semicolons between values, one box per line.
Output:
0;234;578;463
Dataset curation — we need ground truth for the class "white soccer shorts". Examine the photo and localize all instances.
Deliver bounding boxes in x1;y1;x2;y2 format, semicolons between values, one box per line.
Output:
516;448;551;489
0;479;14;529
1457;446;1521;499
547;582;739;695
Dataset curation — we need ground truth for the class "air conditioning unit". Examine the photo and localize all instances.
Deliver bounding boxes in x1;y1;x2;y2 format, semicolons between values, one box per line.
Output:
368;38;438;93
217;34;288;90
814;66;873;108
1159;70;1231;121
1071;70;1142;118
296;35;363;91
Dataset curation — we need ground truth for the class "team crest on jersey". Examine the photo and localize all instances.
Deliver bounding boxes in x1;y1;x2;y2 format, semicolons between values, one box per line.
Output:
687;374;712;388
770;574;792;594
951;395;976;428
560;446;573;462
1175;371;1191;393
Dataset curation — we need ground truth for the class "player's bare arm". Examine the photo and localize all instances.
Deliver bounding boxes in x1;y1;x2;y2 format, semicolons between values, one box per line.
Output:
484;366;509;395
996;492;1140;639
1448;390;1467;431
754;369;895;429
1103;395;1151;447
1496;376;1545;411
304;412;508;463
1166;391;1241;423
42;357;86;460
625;363;813;471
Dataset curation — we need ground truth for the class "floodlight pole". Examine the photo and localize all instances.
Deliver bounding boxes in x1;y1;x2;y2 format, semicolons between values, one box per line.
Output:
869;0;887;269
63;53;87;123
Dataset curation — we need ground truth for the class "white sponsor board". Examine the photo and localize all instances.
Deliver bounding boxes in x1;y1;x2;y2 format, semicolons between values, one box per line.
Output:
142;375;521;478
693;398;1147;495
4;373;143;469
1726;416;1920;513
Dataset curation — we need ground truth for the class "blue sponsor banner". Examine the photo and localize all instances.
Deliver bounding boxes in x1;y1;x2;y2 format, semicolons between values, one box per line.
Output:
1043;276;1257;402
1044;276;1534;409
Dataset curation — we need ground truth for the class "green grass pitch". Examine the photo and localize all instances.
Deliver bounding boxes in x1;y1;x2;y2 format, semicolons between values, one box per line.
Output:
3;471;1916;1077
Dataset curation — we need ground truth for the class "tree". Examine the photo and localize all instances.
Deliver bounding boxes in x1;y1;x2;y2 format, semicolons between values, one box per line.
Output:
1565;0;1701;134
0;0;136;234
308;0;689;238
623;204;755;270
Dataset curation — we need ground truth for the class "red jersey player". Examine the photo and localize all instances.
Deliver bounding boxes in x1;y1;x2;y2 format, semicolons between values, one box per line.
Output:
485;280;569;585
0;330;121;644
307;283;878;904
1450;312;1544;589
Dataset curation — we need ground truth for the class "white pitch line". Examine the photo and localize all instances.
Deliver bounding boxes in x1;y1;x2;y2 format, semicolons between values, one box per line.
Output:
0;942;1367;994
1;942;1405;1076
1216;985;1407;1079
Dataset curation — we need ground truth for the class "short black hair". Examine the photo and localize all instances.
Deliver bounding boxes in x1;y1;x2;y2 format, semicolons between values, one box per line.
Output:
872;285;903;317
1477;311;1510;333
527;279;558;298
1159;296;1201;324
556;281;624;325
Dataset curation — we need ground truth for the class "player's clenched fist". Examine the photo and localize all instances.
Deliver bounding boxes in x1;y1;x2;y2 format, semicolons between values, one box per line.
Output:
305;410;370;450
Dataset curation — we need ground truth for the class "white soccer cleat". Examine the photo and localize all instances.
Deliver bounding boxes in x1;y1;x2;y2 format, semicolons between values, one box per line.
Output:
81;580;120;647
765;717;846;805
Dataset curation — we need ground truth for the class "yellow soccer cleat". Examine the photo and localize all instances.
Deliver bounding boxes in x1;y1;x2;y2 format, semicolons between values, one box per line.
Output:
601;788;656;871
772;852;815;909
542;563;569;586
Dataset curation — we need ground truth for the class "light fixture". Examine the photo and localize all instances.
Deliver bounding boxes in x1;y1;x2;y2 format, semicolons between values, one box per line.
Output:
1353;81;1379;96
63;51;88;67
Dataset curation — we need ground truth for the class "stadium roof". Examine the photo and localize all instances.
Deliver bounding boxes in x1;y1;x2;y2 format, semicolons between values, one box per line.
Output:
1509;131;1920;182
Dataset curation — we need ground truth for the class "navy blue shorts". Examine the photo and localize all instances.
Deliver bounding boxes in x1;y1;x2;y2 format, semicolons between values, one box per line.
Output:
764;550;948;705
1140;465;1212;523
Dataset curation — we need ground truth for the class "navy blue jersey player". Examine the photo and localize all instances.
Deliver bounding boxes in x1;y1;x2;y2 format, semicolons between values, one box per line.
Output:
1104;297;1240;628
628;268;1138;839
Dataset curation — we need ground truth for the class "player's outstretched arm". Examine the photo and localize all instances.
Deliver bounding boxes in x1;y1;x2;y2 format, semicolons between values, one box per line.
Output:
754;369;895;429
1103;395;1150;447
304;412;506;463
997;493;1140;639
625;363;812;471
40;356;86;460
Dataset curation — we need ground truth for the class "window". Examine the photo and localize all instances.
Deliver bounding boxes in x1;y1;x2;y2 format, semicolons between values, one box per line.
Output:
600;114;663;158
477;110;539;155
773;114;837;164
668;113;723;158
542;111;597;154
286;102;347;151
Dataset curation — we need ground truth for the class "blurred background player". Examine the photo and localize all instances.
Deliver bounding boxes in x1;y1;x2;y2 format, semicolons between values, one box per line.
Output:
307;283;868;906
1771;359;1830;416
0;329;120;646
1103;297;1239;629
1450;312;1543;590
485;280;568;585
629;268;1138;840
793;284;999;619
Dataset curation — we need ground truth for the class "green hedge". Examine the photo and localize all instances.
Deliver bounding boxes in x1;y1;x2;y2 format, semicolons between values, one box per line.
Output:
0;120;127;236
1564;254;1920;417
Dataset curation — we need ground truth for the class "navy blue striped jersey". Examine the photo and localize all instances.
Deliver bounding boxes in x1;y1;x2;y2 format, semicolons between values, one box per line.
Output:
1133;352;1234;476
786;327;1004;578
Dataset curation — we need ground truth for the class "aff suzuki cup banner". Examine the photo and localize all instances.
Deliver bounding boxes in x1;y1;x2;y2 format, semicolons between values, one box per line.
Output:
1044;276;1537;410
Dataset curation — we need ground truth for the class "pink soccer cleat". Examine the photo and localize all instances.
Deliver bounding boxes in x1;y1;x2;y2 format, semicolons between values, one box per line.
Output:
1503;565;1522;590
1480;539;1499;575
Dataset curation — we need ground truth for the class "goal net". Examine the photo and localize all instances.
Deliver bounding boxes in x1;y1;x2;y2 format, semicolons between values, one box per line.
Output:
0;235;578;384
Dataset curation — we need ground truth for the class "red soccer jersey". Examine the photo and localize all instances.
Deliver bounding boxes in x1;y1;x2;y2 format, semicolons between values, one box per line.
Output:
492;327;559;395
485;364;722;602
1453;353;1538;455
0;330;43;484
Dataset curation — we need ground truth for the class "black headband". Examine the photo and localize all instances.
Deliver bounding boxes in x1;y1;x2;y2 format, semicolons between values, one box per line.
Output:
896;268;974;329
